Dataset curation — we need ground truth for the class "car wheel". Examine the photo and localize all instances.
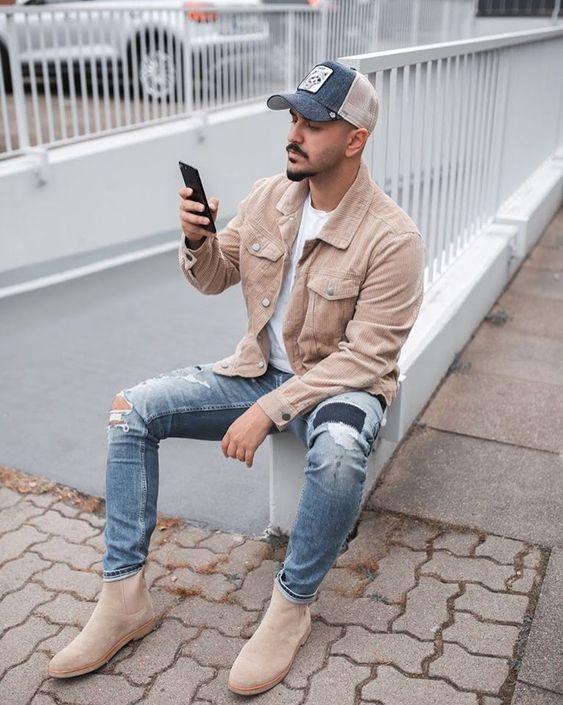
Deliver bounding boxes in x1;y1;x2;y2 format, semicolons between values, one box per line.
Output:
136;33;182;102
0;44;12;94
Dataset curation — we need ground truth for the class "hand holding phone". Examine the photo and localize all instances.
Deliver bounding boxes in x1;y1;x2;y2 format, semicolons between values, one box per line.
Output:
179;162;218;246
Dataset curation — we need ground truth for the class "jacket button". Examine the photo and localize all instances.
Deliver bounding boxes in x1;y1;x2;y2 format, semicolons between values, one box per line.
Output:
252;242;260;251
282;412;291;421
261;297;271;307
326;286;335;296
257;361;265;368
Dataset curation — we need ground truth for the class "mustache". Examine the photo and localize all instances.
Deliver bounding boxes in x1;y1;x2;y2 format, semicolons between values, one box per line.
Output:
286;143;308;159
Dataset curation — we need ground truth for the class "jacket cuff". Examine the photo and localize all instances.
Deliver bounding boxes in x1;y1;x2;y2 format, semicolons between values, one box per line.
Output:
179;233;212;272
256;389;298;431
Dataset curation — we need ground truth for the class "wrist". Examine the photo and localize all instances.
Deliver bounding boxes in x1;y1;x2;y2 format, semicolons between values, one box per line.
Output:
254;402;274;429
184;235;205;250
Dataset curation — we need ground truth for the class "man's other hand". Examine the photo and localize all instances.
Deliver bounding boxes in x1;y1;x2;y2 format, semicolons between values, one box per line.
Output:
221;404;274;468
179;187;219;245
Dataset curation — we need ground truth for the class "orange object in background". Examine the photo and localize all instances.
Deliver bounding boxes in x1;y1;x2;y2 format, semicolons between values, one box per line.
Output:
184;2;219;22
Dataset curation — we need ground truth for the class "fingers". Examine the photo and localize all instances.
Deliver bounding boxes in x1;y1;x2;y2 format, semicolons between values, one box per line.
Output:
221;434;254;469
179;196;209;219
179;188;214;239
221;434;229;458
179;188;218;219
208;197;219;216
179;210;211;226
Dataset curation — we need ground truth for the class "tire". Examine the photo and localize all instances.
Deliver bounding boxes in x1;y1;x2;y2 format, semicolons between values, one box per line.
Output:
135;32;183;103
0;43;12;94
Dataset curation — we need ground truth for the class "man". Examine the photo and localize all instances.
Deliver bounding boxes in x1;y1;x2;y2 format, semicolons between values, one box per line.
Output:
48;60;424;695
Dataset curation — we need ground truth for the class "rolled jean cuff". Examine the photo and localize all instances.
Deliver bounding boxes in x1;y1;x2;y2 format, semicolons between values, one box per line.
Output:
274;570;317;605
103;564;144;582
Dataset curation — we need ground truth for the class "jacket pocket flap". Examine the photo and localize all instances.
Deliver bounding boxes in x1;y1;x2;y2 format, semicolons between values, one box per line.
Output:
306;275;361;300
245;237;284;262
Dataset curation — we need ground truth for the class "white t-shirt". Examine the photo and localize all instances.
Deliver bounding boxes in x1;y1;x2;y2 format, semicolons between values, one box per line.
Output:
266;193;331;373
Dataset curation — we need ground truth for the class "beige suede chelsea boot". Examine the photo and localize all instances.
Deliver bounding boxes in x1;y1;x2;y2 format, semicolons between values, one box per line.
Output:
48;569;156;678
228;584;312;695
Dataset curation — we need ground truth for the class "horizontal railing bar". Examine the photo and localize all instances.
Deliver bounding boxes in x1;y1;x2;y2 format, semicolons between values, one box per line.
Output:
340;24;563;70
0;3;317;15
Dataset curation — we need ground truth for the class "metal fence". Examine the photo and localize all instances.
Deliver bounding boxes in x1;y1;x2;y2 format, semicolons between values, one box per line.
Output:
476;0;563;16
2;0;552;160
0;2;277;158
340;26;563;289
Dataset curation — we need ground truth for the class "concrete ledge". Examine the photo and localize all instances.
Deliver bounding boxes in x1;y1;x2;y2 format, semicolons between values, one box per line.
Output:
268;431;398;535
496;156;563;258
386;224;516;443
268;149;563;534
268;225;515;533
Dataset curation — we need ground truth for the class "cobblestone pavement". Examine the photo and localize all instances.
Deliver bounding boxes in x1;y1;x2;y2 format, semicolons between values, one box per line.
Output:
1;210;561;704
0;466;548;705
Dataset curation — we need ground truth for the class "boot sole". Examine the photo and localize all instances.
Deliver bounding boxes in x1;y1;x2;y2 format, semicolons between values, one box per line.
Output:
227;621;312;696
48;615;157;679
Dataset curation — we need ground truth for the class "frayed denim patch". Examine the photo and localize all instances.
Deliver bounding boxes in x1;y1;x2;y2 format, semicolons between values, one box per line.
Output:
312;402;366;434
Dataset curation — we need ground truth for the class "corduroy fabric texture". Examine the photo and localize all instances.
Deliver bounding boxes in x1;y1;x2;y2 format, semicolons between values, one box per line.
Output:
179;161;425;431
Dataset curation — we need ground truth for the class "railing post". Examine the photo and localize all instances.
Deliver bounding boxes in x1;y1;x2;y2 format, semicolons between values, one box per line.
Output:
285;10;295;91
553;0;562;23
320;1;328;59
411;0;420;47
6;12;29;150
182;9;194;114
441;0;452;42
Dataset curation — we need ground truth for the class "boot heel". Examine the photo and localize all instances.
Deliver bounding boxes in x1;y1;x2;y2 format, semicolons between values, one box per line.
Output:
300;623;312;647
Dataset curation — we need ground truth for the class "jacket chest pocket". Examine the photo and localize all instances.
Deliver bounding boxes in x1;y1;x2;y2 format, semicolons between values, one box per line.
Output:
305;273;361;347
242;235;284;265
240;234;284;300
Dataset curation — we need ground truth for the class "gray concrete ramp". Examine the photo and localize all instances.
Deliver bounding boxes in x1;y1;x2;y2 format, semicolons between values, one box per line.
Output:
0;250;272;535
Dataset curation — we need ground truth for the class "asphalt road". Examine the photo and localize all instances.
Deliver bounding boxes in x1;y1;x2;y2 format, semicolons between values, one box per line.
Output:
0;250;276;535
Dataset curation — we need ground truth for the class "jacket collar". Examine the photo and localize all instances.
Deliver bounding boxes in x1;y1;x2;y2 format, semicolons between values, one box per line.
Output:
275;160;375;250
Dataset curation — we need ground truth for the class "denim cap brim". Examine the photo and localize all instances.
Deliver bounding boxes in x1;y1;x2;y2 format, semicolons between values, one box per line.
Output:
267;92;338;122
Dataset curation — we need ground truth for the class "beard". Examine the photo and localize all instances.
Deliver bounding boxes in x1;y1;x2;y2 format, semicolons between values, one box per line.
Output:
286;143;316;182
286;167;317;182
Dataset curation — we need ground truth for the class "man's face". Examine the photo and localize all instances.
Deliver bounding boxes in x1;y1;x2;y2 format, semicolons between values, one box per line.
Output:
285;108;356;182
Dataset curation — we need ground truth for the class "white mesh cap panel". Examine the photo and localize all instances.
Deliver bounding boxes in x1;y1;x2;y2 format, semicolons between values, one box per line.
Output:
338;72;379;134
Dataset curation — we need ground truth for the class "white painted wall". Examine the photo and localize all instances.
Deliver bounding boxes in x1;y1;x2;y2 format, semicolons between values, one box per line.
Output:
0;103;289;278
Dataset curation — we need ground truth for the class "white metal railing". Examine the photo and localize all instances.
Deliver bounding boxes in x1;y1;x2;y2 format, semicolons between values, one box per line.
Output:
475;0;563;17
341;25;563;289
3;0;560;160
0;2;284;158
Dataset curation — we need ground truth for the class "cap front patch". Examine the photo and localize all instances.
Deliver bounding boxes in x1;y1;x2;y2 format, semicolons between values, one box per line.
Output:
298;66;334;94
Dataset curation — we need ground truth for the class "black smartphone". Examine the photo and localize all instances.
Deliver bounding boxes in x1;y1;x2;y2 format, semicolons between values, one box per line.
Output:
179;161;217;235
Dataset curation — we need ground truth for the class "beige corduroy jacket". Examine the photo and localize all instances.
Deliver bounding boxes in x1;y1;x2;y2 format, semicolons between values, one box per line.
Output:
179;160;425;431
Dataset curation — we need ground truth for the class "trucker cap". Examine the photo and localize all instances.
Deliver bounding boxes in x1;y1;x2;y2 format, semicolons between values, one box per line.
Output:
267;60;379;134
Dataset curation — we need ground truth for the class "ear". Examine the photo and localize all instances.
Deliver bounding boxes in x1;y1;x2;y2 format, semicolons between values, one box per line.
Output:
345;127;369;158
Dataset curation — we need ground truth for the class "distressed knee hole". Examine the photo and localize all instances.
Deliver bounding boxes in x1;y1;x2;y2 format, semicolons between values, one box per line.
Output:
108;392;133;430
325;422;360;450
312;402;366;450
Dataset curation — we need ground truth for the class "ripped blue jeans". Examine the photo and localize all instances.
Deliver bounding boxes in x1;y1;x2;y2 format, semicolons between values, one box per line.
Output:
103;362;385;604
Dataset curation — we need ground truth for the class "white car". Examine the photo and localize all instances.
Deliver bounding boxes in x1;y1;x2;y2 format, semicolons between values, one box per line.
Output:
0;0;270;101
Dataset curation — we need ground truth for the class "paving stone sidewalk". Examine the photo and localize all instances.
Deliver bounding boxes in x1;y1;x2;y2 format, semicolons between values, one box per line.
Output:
0;208;562;705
